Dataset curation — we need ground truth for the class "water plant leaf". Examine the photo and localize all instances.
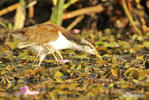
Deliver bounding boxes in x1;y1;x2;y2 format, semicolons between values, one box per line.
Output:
111;68;119;78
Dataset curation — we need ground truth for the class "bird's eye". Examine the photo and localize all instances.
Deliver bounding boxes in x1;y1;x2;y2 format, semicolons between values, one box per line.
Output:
81;38;95;49
89;45;95;49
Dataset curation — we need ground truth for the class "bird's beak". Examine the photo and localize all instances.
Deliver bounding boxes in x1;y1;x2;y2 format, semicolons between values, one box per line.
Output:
93;50;102;60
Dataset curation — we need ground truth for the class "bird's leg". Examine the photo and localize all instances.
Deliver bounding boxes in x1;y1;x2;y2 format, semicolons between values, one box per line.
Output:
53;48;71;64
33;52;40;65
55;49;63;60
51;52;58;62
44;44;64;63
47;46;63;62
55;50;70;64
35;45;46;66
38;54;46;66
43;45;59;62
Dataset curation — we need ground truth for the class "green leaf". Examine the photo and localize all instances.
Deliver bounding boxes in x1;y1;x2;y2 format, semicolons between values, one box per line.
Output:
50;0;64;25
63;0;78;10
54;71;63;79
8;23;13;30
0;22;8;28
52;0;57;6
144;41;149;49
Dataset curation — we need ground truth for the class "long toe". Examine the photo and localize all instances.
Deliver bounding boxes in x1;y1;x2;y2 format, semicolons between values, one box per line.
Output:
57;59;71;64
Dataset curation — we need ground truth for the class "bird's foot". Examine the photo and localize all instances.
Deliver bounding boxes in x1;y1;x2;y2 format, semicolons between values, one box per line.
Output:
57;59;71;64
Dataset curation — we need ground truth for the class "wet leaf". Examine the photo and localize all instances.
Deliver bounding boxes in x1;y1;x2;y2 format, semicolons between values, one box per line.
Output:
143;41;149;49
54;71;63;79
111;68;119;78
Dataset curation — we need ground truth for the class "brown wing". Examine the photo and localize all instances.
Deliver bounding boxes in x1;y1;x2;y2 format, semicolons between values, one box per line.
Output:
22;24;59;44
13;24;83;45
49;24;83;45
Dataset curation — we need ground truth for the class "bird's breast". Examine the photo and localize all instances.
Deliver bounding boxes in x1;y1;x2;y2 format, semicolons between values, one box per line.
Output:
48;31;73;50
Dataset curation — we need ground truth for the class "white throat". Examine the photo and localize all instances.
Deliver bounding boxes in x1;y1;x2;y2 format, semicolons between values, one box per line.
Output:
48;31;95;54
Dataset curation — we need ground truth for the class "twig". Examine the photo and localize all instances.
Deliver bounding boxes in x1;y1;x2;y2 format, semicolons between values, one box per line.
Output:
0;3;103;22
66;15;84;31
62;4;104;20
13;0;26;30
0;1;36;17
0;3;19;16
28;1;37;18
63;0;79;10
121;0;142;35
5;30;12;43
29;6;34;18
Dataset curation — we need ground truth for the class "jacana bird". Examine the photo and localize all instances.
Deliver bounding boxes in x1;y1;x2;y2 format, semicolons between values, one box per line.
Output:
12;24;102;66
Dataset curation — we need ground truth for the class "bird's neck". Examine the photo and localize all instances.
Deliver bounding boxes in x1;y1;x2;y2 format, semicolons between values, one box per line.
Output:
70;42;94;54
50;31;95;54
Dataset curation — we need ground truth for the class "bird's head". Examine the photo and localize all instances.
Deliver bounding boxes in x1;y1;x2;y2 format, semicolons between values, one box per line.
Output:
81;38;102;60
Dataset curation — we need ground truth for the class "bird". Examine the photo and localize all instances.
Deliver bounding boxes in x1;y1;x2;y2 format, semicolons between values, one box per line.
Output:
12;24;102;66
